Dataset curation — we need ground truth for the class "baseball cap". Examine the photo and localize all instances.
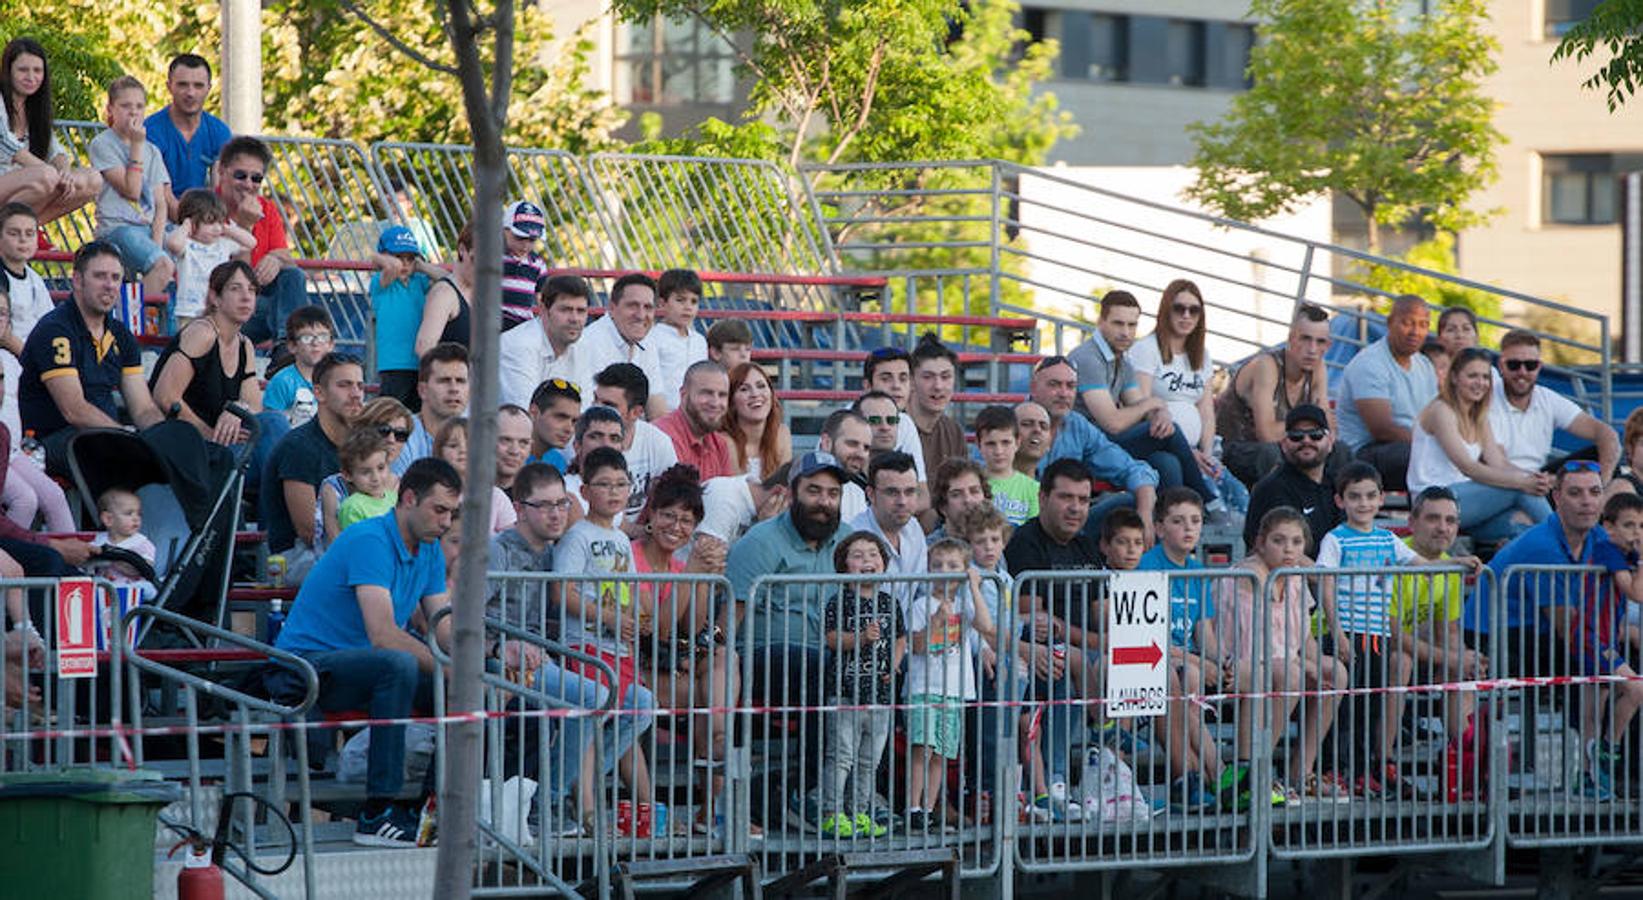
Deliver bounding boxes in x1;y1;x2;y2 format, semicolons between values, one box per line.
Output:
1284;404;1329;431
376;225;422;257
788;450;848;487
504;200;546;239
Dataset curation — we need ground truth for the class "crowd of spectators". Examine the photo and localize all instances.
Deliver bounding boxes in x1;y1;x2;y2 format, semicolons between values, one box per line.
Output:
3;39;1640;849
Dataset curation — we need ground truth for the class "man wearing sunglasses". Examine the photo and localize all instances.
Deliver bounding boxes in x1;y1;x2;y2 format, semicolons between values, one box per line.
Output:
1489;329;1618;479
1243;404;1343;560
215;136;303;345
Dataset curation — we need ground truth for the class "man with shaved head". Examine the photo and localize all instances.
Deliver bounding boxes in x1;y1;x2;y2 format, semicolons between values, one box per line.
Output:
1335;294;1438;491
1013;401;1052;477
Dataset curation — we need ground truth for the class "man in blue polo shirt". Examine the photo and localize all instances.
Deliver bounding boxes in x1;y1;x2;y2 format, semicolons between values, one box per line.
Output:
145;54;232;197
17;241;164;476
725;450;848;828
271;457;460;848
1027;355;1158;542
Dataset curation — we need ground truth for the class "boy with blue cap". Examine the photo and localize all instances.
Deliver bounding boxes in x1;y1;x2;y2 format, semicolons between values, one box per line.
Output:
371;225;440;410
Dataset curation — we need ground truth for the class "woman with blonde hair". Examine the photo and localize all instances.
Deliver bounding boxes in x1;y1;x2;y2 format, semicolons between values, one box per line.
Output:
1409;347;1552;542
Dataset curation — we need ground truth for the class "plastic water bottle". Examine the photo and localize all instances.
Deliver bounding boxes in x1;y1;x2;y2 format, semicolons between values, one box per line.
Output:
266;599;285;643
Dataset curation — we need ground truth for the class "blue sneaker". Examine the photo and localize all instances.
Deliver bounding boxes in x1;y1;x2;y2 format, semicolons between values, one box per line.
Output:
354;805;420;848
1579;771;1615;802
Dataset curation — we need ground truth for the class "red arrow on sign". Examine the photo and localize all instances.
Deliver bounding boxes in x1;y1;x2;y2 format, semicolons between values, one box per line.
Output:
1111;641;1163;669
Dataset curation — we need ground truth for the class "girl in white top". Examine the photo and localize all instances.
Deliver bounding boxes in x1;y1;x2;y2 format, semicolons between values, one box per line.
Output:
1410;347;1553;543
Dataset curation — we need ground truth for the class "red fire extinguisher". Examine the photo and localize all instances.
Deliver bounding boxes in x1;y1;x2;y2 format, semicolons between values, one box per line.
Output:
175;839;224;900
170;791;295;900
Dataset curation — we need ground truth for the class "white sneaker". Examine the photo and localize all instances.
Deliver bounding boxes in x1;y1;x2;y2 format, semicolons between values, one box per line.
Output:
1049;781;1084;822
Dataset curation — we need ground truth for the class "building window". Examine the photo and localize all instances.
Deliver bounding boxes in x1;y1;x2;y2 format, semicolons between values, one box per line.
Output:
1036;9;1249;89
1542;153;1643;225
1545;0;1603;38
616;15;737;106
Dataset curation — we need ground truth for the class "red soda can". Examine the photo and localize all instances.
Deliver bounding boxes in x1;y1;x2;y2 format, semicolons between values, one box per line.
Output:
617;799;633;836
634;802;653;838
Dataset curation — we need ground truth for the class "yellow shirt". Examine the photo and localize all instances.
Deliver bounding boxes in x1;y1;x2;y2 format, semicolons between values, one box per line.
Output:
1389;538;1462;628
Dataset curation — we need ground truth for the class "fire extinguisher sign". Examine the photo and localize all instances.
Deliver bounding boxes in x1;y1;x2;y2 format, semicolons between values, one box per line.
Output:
56;578;98;678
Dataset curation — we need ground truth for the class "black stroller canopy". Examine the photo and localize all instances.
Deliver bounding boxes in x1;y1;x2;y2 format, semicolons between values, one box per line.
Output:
69;421;236;530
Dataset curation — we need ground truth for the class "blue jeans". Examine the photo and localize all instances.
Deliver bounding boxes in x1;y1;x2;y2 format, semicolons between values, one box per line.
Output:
1080;489;1138;540
1447;481;1553;544
246;411;290;499
297;648;436;799
534;660;654;802
245;266;308;345
1112;421;1215;501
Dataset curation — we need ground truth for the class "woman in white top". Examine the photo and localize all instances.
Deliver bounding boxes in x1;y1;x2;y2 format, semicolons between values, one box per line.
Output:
1130;279;1237;505
1410;347;1553;543
0;39;97;224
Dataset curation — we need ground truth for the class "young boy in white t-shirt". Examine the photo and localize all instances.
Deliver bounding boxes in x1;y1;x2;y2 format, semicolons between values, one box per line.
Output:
647;269;708;412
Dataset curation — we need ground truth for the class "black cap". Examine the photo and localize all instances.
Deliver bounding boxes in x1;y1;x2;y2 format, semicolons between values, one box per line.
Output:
1285;404;1329;430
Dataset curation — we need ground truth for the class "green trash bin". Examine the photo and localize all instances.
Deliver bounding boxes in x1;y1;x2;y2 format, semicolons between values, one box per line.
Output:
0;767;181;899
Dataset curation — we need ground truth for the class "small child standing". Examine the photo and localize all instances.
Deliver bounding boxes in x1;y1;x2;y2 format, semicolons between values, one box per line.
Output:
647;269;708;412
1318;462;1429;798
92;488;158;600
371;226;441;410
501;200;549;331
974;406;1038;526
821;531;906;840
904;537;996;833
263;306;336;427
321;429;399;545
165;189;256;327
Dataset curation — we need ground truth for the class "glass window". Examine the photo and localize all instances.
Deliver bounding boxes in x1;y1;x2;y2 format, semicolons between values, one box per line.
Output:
616;14;739;106
1165;19;1207;86
1545;0;1603;38
1541;153;1643;225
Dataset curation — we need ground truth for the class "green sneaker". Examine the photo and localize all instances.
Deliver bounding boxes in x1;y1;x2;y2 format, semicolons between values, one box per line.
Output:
1215;763;1252;811
852;812;887;838
820;812;854;838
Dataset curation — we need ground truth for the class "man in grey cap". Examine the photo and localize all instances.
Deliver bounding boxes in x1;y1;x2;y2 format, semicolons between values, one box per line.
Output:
725;450;850;827
1243;404;1344;559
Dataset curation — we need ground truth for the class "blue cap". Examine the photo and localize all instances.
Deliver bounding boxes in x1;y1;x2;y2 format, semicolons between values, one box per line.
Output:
504;200;546;239
789;450;848;487
377;225;422;257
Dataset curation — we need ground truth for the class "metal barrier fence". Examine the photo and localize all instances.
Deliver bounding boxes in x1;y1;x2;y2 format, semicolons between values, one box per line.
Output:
1009;568;1262;873
0;578;121;770
1497;564;1643;849
1266;565;1496;860
739;572;1010;882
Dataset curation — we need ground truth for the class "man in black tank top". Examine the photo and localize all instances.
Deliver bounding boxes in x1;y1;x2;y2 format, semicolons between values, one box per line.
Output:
1217;304;1349;487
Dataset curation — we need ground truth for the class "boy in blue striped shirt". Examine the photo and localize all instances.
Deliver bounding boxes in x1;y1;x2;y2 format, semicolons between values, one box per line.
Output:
1317;462;1435;797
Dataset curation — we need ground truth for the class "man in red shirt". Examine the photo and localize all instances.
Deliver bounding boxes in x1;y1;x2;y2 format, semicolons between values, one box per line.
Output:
215;135;304;345
654;360;734;479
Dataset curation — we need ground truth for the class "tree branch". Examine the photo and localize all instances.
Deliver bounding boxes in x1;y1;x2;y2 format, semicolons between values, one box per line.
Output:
337;0;459;75
824;36;886;165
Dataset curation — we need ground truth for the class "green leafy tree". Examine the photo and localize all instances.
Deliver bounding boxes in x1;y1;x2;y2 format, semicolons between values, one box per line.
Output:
0;21;136;121
1353;231;1502;337
1552;0;1643;110
1186;0;1502;255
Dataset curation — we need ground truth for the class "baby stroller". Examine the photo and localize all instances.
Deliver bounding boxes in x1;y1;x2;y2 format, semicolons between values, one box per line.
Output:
65;405;259;646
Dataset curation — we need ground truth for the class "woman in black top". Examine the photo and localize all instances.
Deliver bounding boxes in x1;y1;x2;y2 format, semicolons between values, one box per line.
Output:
151;260;262;444
413;220;473;357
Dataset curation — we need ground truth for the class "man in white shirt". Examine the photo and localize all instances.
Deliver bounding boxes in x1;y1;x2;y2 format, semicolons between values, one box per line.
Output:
646;268;708;413
590;362;678;525
1488;329;1618;476
845;450;927;611
579;272;667;420
498;274;593;408
818;408;872;523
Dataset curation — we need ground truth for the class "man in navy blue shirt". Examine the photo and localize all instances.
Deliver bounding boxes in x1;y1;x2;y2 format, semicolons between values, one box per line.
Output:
17;241;164;475
271;457;460;848
145;54;232;197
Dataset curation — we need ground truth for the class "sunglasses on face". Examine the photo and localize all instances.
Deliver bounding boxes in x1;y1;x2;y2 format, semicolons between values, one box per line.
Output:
229;170;265;185
866;414;900;426
1171;302;1202;318
377;425;412;441
1504;358;1541;373
1286;428;1328;442
292;333;334;347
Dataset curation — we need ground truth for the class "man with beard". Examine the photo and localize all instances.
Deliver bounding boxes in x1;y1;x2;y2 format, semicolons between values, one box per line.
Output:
1216;303;1350;486
1243;405;1342;560
269;457;461;848
1336;294;1439;491
145;54;232;195
1029;356;1157;542
847;451;926;609
726;451;850;828
500;274;594;408
818;408;871;522
395;342;470;475
655;360;734;479
264;352;365;583
1488;329;1618;477
1013;401;1052;477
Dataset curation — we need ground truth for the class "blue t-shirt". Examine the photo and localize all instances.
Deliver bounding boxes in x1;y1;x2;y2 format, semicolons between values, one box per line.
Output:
371;271;431;372
1138;544;1212;651
1335;337;1439;451
275;510;447;655
144;109;232;194
1474;516;1629;634
264;364;313;412
526;448;568;474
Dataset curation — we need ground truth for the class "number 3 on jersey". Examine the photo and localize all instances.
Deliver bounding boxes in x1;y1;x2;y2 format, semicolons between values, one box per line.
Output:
51;336;70;365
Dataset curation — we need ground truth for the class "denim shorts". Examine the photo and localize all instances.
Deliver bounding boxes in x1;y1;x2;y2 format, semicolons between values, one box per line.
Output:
101;223;170;273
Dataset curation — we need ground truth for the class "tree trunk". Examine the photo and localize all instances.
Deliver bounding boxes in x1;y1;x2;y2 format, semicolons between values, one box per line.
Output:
435;1;513;895
1365;212;1380;257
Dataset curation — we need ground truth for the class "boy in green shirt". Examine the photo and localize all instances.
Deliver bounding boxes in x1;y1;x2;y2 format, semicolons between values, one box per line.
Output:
976;405;1038;526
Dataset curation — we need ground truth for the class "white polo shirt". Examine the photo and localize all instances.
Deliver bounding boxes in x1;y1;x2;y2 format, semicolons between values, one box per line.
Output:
497;317;595;409
580;315;663;402
847;507;929;613
1488;380;1583;472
